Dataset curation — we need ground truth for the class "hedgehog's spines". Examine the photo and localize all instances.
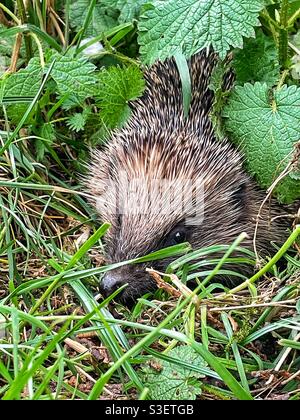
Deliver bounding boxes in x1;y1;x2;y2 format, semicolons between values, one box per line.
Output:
85;49;290;303
127;51;220;135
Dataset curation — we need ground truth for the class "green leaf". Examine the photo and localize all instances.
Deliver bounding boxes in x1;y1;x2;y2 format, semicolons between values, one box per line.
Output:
102;0;148;22
0;61;55;155
288;0;300;16
138;0;264;64
47;53;97;101
56;92;83;110
233;30;280;86
224;82;300;203
142;346;207;400
66;107;92;132
1;58;42;100
1;58;43;123
40;123;56;144
174;52;191;118
96;65;145;128
69;0;118;36
278;338;300;351
35;123;56;161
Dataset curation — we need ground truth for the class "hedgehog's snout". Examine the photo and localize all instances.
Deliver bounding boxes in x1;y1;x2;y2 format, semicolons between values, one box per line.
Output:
101;271;127;299
100;266;157;306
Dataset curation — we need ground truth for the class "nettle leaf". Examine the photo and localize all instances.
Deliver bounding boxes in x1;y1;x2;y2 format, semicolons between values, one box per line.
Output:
47;53;97;101
138;0;264;64
69;0;118;36
142;346;206;400
96;65;145;128
224;83;300;203
66;107;92;132
233;30;280;86
102;0;148;22
2;58;42;100
1;58;43;123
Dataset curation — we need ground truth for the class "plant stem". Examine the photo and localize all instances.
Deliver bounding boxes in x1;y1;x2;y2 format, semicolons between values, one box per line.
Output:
277;68;289;90
16;0;33;63
64;0;71;50
29;32;45;67
9;33;22;73
260;9;280;31
279;0;289;69
33;0;45;32
0;3;21;25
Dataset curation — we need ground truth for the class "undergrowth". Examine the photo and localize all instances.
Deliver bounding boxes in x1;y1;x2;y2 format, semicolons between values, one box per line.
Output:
0;0;299;401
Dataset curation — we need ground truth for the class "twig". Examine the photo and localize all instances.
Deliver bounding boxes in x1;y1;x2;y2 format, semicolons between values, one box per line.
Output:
75;366;96;383
147;268;200;308
266;332;300;385
281;369;300;386
8;33;23;73
49;10;65;47
64;337;90;356
147;269;182;298
74;367;115;397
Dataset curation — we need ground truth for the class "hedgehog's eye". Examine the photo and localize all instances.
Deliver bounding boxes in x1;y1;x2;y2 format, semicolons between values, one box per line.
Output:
174;230;186;244
164;226;187;247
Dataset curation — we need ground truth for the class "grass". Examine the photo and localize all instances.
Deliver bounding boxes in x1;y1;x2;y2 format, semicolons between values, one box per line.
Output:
0;0;300;401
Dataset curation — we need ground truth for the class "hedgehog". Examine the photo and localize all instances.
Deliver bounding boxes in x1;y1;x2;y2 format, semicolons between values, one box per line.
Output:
86;50;290;306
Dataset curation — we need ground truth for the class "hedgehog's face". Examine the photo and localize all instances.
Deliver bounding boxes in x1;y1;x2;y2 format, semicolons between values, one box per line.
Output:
87;132;251;305
96;173;200;305
100;222;194;306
